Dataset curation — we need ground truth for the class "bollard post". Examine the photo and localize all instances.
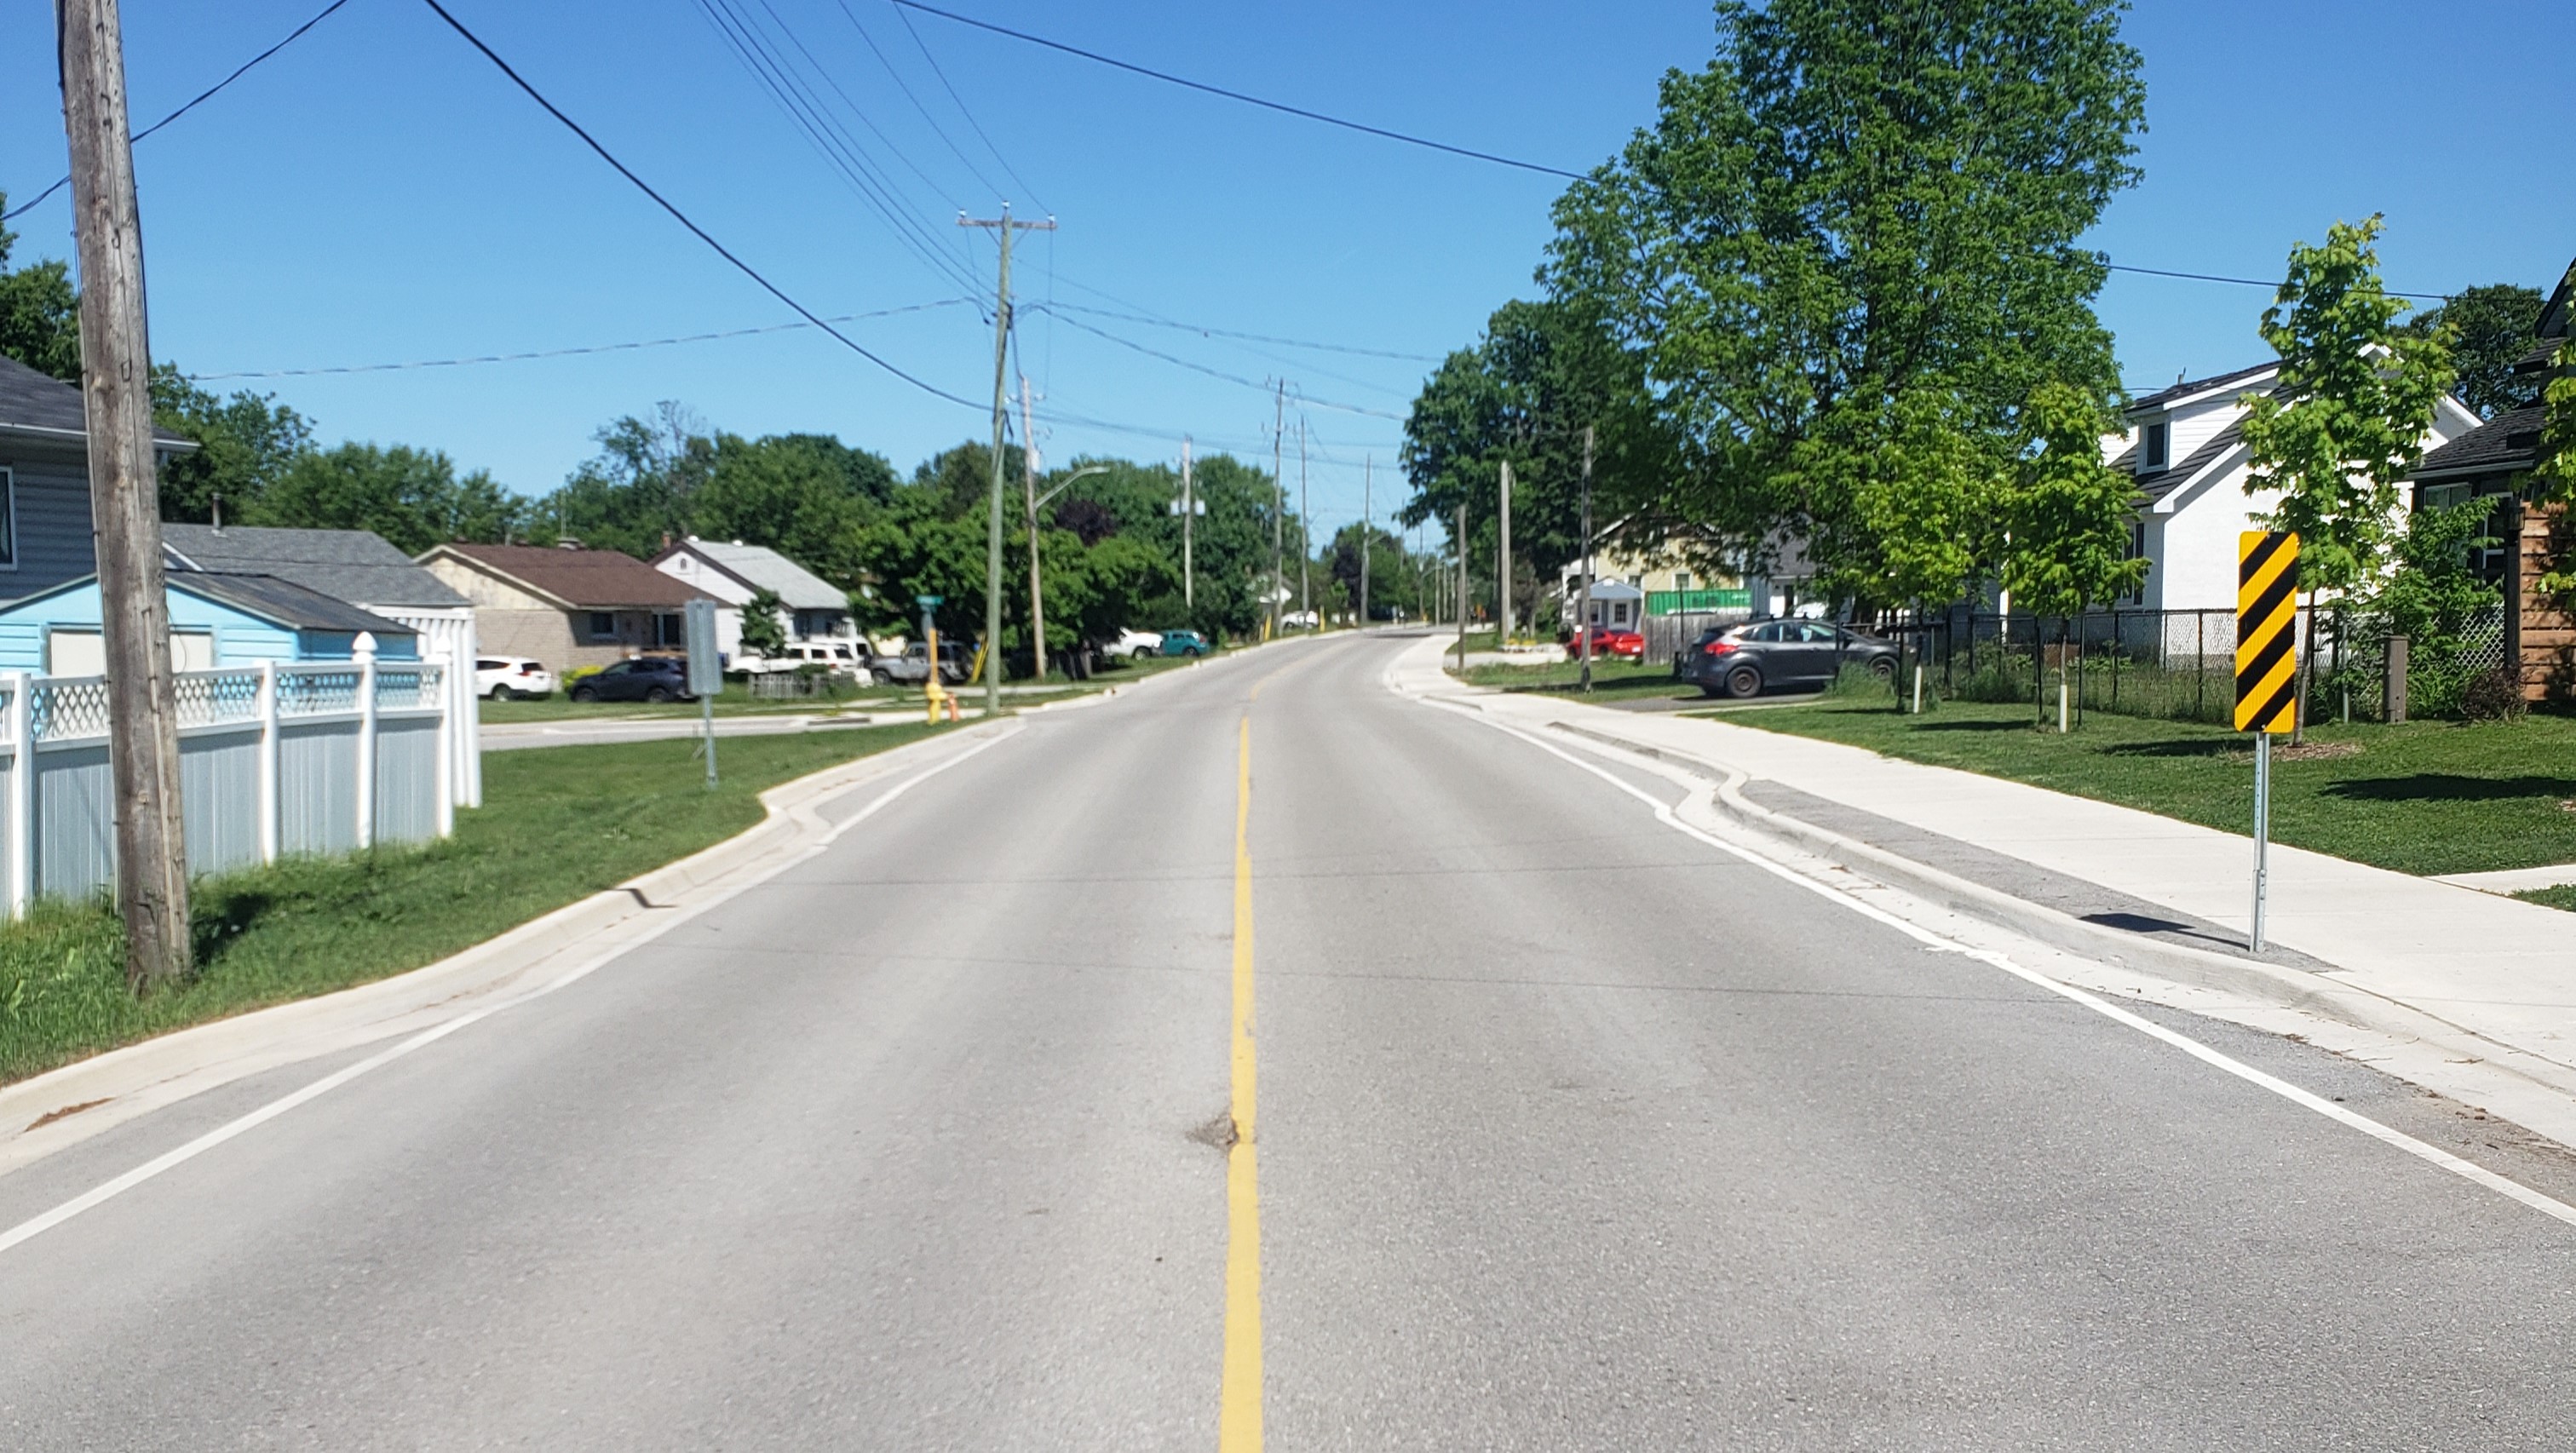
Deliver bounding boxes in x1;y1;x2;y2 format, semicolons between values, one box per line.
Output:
2383;634;2408;725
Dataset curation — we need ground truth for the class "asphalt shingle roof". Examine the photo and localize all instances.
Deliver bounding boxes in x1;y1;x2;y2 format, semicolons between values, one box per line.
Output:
2125;361;2277;414
656;537;845;610
180;571;418;637
0;354;193;447
432;543;712;610
2412;405;2544;480
164;525;469;609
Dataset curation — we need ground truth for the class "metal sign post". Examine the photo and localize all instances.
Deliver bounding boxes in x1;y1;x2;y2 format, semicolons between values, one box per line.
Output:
2235;531;2300;951
684;599;723;789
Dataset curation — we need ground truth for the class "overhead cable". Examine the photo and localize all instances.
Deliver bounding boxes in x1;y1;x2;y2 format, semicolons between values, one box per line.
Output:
1038;301;1444;363
886;0;1588;181
187;299;974;380
416;0;987;411
888;0;1049;212
4;0;355;221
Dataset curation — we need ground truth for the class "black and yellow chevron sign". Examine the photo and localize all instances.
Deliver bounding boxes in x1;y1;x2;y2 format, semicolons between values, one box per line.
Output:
2235;531;2301;733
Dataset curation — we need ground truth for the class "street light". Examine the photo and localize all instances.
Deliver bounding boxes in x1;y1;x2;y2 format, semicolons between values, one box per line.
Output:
1027;464;1113;683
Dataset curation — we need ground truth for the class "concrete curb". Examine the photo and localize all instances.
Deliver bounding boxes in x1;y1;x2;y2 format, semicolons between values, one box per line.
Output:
1527;714;2576;1111
0;718;1022;1180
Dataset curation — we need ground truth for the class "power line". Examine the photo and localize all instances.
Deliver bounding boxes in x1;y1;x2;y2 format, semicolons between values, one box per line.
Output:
888;0;1588;182
2104;259;2447;303
187;299;973;380
889;0;1049;213
1039;301;1445;363
828;0;1011;204
417;0;987;411
1040;311;1407;420
4;0;355;222
691;0;986;295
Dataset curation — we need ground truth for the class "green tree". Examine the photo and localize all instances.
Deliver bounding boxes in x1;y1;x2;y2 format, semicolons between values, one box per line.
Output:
694;432;894;585
1999;382;2148;718
2239;216;2455;735
1543;0;2143;598
1401;299;1678;620
2362;498;2501;715
2402;283;2547;420
252;442;525;554
148;365;314;522
543;403;716;556
0;198;81;382
739;587;788;658
2532;267;2576;596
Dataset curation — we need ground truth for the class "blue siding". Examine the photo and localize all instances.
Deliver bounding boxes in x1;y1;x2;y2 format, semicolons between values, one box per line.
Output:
0;580;412;667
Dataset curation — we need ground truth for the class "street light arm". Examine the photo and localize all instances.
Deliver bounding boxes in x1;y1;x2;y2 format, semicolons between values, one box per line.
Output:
1035;463;1113;512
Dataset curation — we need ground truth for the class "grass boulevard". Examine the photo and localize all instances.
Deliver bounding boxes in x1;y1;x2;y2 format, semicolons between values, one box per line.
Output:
0;722;953;1086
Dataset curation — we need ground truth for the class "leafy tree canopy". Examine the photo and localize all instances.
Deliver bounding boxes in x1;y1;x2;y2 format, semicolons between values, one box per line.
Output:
251;442;526;555
149;365;313;523
2240;215;2455;597
2402;282;2548;419
2001;382;2147;616
0;200;80;383
1542;0;2143;598
1401;298;1680;587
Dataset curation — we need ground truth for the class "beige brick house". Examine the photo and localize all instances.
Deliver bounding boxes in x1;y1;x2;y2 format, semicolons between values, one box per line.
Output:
417;543;718;675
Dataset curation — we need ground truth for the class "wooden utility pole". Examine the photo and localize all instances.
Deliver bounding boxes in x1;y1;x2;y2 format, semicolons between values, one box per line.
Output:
959;207;1053;715
1269;383;1285;640
1454;503;1468;669
58;0;191;988
1498;458;1515;643
1359;456;1371;630
1180;436;1195;610
1018;375;1047;682
1297;420;1310;628
1578;425;1596;694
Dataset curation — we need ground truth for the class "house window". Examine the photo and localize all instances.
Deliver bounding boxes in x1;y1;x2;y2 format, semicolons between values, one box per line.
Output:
656;613;684;647
2142;421;2170;472
1673;571;1693;593
0;468;15;568
586;612;615;639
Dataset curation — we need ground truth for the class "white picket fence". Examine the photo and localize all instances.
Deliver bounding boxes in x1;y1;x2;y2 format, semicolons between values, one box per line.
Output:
0;658;453;916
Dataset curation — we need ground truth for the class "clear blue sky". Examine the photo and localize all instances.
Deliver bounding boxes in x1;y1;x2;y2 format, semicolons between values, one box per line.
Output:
3;0;2571;541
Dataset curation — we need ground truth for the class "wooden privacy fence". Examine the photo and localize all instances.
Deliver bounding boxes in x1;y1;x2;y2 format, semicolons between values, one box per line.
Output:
0;658;453;916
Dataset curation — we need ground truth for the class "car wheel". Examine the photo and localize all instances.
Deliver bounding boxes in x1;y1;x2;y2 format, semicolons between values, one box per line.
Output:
1724;664;1762;699
1869;656;1897;681
1182;646;1202;658
489;684;514;702
645;686;673;704
1133;646;1155;661
570;686;596;704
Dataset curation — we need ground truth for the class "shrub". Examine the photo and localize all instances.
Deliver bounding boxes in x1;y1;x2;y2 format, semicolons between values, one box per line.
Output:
2461;668;2528;722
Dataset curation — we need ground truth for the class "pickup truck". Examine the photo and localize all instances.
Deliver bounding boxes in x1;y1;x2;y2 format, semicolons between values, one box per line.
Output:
871;640;975;686
734;640;872;684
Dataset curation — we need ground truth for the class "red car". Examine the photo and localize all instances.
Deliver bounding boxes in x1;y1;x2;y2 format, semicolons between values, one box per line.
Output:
1566;625;1646;662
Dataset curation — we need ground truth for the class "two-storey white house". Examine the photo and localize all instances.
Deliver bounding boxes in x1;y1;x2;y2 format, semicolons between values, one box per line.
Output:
648;537;854;662
2104;362;2484;613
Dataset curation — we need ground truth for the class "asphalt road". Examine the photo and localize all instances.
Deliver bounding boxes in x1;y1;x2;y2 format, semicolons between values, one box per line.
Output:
8;634;2576;1448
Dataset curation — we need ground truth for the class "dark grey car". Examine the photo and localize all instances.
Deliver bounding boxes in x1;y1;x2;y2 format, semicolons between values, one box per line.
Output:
1673;619;1900;698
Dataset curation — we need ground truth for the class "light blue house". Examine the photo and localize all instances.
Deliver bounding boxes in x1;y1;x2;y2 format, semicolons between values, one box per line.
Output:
0;571;420;675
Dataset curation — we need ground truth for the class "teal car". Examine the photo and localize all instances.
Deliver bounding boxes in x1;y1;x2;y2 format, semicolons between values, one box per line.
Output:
1159;629;1210;658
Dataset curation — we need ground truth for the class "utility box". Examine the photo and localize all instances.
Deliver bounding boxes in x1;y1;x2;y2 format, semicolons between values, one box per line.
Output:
684;600;723;698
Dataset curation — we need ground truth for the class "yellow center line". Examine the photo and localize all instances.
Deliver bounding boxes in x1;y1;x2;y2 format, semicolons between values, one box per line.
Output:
1219;712;1263;1451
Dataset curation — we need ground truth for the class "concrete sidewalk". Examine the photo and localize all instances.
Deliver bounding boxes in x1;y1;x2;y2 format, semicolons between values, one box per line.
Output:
1393;636;2576;1126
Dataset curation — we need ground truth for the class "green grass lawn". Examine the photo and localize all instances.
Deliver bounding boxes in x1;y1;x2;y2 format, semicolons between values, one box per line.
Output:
1722;696;2576;881
1453;657;1712;705
0;722;953;1086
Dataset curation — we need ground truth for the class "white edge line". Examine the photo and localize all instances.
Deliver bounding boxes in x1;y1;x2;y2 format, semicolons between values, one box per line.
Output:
0;727;1019;1260
1411;691;2576;1232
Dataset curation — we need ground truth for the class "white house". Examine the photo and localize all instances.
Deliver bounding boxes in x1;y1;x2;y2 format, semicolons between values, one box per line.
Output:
2104;361;2484;613
649;537;853;661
